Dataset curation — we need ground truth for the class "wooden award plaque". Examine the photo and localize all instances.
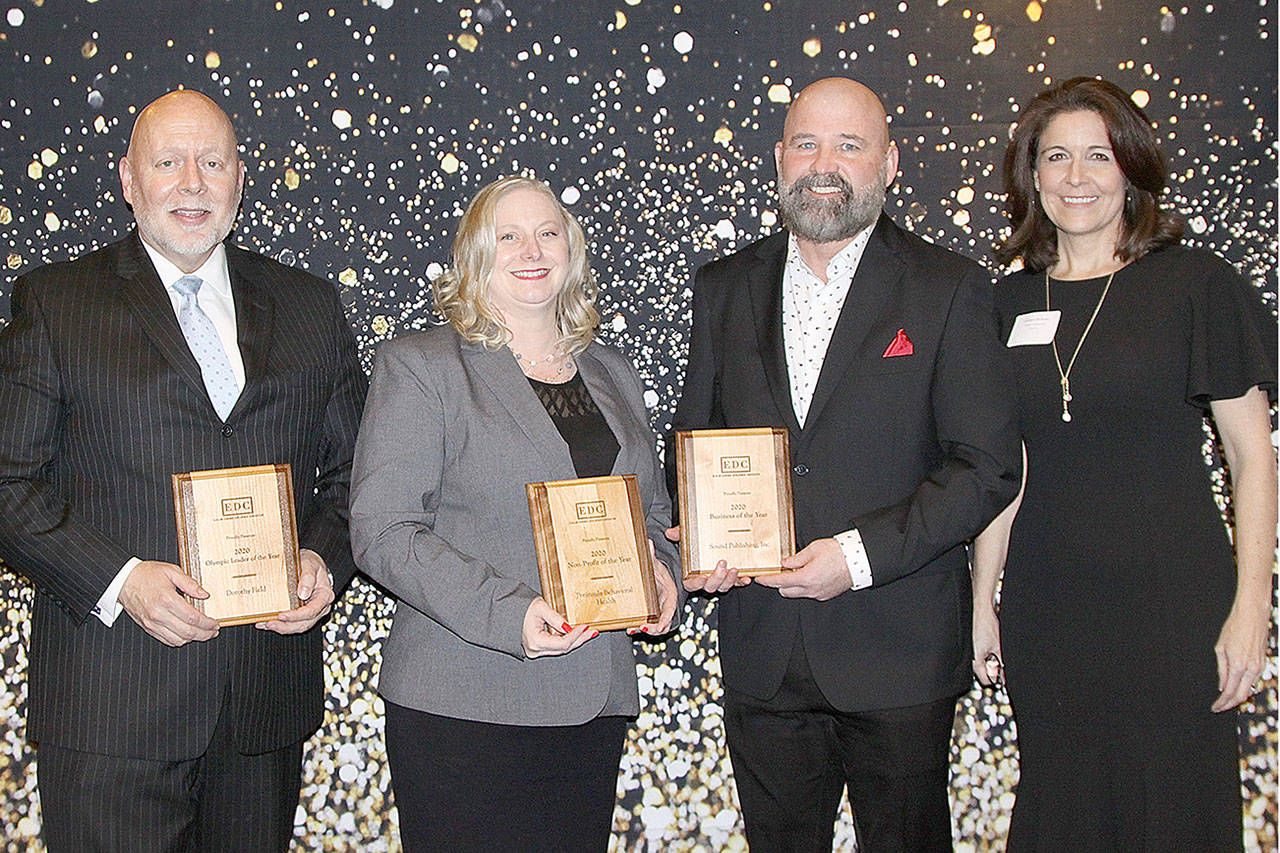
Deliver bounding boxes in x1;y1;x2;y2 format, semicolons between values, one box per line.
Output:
526;474;660;631
675;427;796;580
172;463;302;626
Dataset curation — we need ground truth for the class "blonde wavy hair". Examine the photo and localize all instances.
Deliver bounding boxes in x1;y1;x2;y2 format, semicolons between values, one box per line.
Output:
431;176;600;355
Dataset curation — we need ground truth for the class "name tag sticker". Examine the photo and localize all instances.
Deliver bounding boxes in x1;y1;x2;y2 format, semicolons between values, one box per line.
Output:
1006;310;1061;347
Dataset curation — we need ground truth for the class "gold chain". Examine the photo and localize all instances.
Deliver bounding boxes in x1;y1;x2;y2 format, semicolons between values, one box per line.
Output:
1046;269;1116;423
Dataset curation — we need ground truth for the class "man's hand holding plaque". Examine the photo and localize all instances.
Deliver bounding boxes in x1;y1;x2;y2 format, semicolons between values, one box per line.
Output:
119;560;220;646
674;427;797;584
754;537;854;601
663;524;753;594
255;548;335;634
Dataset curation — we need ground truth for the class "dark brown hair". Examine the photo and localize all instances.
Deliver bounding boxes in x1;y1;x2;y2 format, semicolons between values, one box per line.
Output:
997;77;1183;271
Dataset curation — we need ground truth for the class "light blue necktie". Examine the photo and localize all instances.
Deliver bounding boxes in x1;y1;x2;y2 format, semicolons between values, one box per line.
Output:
173;274;239;420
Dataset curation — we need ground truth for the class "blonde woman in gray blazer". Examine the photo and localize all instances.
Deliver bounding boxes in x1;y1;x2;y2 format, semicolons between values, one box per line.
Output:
351;176;680;852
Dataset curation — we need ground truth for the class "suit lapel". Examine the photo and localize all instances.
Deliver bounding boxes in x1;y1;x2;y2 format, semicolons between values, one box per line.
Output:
227;248;274;418
576;348;631;476
465;342;578;480
746;236;802;436
801;215;903;431
114;233;210;403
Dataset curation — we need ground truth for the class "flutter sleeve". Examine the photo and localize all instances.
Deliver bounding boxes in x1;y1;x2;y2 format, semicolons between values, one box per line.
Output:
1185;253;1277;408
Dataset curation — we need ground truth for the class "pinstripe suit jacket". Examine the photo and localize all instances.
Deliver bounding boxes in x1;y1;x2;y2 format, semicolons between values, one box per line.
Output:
351;327;679;726
0;232;366;760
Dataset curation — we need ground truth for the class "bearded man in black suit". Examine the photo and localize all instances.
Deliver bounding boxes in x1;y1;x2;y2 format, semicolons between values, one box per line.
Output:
669;77;1021;851
0;89;365;851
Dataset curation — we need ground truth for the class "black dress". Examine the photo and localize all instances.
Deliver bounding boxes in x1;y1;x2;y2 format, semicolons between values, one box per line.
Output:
993;246;1276;851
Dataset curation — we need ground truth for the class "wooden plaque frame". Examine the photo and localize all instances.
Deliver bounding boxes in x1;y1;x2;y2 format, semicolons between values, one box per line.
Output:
172;463;302;626
675;427;796;580
526;474;660;631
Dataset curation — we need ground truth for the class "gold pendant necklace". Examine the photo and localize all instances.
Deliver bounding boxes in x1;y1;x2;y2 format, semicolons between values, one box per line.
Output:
1046;269;1116;423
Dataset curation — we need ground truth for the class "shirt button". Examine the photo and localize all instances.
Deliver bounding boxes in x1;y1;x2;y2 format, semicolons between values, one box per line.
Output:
792;463;809;476
221;424;234;437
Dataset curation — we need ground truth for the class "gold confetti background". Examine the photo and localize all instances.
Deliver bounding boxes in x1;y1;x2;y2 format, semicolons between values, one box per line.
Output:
0;1;1275;850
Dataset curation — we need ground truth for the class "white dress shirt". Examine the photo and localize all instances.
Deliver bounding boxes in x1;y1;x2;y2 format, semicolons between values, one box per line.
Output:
93;242;244;626
781;229;875;591
147;242;246;390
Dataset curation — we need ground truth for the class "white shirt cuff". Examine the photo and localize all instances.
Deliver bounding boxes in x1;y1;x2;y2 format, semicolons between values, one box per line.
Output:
92;558;140;626
834;529;873;591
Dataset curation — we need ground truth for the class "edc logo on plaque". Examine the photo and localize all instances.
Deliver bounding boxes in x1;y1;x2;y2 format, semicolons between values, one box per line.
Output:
220;496;255;517
575;500;608;520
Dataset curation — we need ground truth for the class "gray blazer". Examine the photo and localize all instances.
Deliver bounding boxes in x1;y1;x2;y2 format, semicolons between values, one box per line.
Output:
351;325;679;725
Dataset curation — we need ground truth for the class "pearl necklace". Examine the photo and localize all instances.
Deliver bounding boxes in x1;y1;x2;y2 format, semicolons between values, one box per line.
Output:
1045;269;1116;423
511;346;573;380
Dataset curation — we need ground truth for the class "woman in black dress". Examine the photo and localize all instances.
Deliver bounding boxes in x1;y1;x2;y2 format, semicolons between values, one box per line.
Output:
972;77;1276;850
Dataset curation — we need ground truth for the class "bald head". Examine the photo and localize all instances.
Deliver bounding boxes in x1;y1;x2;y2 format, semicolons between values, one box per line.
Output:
120;90;245;273
128;90;238;161
783;78;891;150
774;78;898;249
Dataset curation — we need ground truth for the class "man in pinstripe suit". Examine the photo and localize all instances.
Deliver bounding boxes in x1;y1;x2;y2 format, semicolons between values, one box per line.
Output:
0;90;366;850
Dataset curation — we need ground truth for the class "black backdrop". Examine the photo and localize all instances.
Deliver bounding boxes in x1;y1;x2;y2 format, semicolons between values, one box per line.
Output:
1;1;1275;849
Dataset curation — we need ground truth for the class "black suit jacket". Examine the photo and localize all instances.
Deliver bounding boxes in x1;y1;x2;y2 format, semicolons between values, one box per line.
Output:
671;215;1020;711
0;232;366;759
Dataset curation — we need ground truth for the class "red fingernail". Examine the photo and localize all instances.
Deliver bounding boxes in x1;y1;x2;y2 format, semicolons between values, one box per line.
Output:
591;630;600;638
641;626;649;633
561;622;573;633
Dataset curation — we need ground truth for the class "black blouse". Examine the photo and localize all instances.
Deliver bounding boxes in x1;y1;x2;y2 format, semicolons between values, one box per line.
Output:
527;372;620;478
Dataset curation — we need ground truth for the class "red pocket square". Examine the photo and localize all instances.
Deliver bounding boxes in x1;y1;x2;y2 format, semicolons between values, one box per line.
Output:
882;328;914;358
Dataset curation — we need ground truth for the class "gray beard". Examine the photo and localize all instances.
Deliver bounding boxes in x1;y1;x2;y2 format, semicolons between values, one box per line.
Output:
777;170;885;244
131;190;242;267
133;216;230;262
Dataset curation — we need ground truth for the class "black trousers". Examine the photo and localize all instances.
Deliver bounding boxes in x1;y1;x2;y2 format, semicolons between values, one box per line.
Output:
724;635;959;853
384;700;628;853
37;692;302;853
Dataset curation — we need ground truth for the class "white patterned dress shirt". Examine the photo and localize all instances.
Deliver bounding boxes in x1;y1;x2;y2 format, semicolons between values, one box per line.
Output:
781;228;875;591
